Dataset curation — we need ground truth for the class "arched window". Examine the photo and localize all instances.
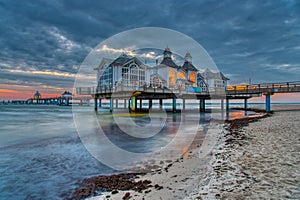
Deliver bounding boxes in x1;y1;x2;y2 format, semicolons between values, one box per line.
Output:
177;71;186;80
189;72;196;87
169;69;176;88
121;63;145;86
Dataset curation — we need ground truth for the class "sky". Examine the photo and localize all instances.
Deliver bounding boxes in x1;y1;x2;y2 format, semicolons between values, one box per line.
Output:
0;0;299;100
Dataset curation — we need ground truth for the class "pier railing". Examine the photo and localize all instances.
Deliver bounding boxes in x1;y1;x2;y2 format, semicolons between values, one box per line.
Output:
227;81;300;95
75;85;216;96
75;81;300;97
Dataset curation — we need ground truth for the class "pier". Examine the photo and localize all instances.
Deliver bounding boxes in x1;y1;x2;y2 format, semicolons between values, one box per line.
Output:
76;81;300;113
2;90;91;106
1;96;92;106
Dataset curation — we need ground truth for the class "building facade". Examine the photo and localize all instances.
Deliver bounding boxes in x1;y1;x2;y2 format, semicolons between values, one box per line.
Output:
94;47;228;93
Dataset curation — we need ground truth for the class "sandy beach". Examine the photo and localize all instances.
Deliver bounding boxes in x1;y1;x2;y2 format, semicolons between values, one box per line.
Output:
194;107;300;199
70;105;300;199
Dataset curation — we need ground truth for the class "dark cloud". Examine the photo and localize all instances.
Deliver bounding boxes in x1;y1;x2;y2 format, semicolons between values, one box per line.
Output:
0;0;299;90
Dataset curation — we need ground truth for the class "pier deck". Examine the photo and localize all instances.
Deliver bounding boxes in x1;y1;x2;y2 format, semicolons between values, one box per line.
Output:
75;81;300;112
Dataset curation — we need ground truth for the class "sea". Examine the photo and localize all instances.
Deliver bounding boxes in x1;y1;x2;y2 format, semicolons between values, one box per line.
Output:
0;102;297;199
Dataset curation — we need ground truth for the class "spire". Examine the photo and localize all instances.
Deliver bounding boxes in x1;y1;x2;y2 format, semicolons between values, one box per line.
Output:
185;52;192;63
163;47;172;59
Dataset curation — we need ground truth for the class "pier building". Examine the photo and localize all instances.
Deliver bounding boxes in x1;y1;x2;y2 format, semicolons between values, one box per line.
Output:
76;48;300;113
94;47;228;94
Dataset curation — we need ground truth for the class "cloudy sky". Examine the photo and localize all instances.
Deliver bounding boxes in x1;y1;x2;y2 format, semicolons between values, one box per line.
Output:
0;0;299;99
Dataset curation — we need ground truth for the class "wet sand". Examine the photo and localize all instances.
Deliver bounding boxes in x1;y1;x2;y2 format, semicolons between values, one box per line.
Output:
70;105;300;199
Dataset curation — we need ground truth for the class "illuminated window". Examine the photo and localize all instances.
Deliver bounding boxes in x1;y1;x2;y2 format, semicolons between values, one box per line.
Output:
169;69;176;88
178;71;186;80
189;72;196;87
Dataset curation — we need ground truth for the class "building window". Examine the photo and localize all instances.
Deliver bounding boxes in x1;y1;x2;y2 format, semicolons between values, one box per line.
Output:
189;72;196;87
121;63;146;86
169;69;176;88
98;65;113;90
177;71;186;80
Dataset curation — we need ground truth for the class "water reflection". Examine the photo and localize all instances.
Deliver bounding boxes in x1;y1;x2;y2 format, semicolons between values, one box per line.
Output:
94;109;258;156
97;112;181;154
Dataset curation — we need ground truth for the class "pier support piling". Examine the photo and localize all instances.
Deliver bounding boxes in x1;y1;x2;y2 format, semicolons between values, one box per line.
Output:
98;99;102;108
244;99;248;110
149;99;152;109
135;98;138;111
159;99;163;110
226;98;230;111
265;94;271;113
109;98;113;112
94;98;98;111
200;99;205;112
221;99;224;111
173;98;176;112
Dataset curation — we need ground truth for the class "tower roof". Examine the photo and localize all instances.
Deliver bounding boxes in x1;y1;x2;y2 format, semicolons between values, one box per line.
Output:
182;61;198;71
160;47;179;69
164;47;171;53
160;58;179;68
182;52;197;71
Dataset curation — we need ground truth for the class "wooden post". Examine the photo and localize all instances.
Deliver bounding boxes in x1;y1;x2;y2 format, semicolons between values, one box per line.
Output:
140;99;142;109
124;99;127;108
116;99;118;108
182;99;185;111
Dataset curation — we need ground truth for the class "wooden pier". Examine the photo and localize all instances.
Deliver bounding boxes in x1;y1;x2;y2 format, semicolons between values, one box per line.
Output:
76;81;300;113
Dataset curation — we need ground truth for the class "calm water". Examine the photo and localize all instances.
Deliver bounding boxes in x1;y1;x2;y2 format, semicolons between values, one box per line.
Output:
0;104;261;199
